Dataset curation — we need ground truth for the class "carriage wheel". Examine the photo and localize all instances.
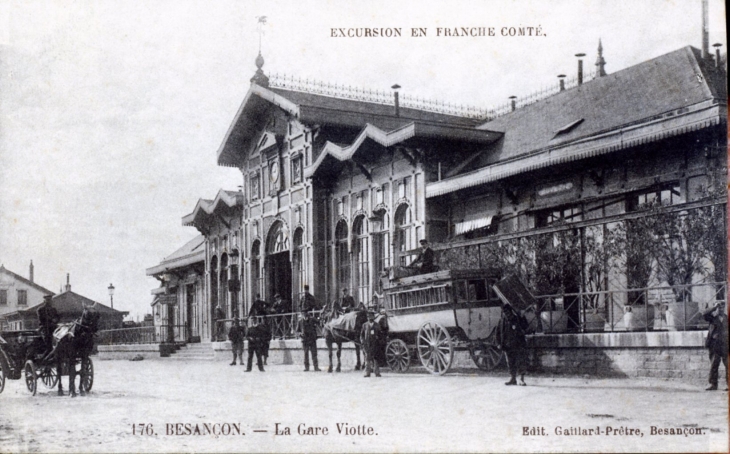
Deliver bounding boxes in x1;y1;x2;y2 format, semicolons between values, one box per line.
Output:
80;359;94;392
40;366;59;389
385;339;410;373
0;360;6;394
417;322;453;376
469;342;505;371
24;361;38;396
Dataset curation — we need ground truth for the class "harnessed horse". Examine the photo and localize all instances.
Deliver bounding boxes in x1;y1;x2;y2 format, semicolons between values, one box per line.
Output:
321;308;367;372
52;303;100;397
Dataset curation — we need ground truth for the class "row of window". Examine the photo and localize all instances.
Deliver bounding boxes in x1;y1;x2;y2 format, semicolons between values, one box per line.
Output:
0;289;27;306
249;154;304;201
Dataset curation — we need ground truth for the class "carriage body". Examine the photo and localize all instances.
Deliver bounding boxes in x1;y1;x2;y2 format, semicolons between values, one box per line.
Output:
0;330;45;381
382;268;506;375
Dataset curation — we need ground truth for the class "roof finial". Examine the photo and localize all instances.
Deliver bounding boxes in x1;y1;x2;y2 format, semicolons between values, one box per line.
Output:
251;16;270;87
595;39;607;77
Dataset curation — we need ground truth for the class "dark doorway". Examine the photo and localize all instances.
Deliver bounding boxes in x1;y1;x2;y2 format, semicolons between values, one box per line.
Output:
267;251;292;307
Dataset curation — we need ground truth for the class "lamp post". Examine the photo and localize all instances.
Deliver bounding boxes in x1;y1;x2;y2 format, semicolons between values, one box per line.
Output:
108;283;115;309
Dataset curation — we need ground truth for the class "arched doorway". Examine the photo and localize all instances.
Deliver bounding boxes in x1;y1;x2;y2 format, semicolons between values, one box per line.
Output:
266;221;291;303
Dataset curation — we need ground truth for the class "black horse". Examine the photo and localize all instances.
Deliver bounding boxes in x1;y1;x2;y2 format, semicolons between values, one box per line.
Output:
53;305;100;397
320;309;368;373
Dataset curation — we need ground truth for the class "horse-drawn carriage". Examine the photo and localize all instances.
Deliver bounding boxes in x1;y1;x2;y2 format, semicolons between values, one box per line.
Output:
381;268;527;375
0;307;98;396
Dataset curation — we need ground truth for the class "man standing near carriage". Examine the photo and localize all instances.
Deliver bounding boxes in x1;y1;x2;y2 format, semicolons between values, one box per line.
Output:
249;293;269;318
360;311;385;377
228;318;245;366
496;302;529;386
301;310;320;372
37;295;60;355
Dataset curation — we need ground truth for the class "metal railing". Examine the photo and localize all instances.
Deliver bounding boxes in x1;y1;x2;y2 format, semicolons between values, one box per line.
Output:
97;324;189;345
533;282;724;334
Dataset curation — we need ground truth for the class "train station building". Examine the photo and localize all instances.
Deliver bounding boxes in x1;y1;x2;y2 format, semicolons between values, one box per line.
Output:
146;34;726;380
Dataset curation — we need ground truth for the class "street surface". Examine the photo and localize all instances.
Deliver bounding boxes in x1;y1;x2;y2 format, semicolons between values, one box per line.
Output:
0;359;727;453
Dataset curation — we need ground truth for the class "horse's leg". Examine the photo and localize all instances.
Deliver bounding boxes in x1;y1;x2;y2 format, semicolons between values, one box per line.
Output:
79;356;87;396
326;335;333;373
355;344;362;371
56;351;64;396
335;342;341;372
68;356;77;398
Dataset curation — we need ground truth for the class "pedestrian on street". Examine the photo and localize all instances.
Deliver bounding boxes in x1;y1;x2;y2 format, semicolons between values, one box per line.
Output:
228;318;245;366
214;304;225;341
702;301;728;391
497;302;529;386
301;310;320;372
360;311;384;377
245;317;267;372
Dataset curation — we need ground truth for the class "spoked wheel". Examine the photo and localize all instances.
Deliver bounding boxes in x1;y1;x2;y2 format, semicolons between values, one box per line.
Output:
80;358;94;392
40;365;59;389
385;339;410;373
0;360;6;394
417;322;453;375
469;342;505;371
24;361;38;396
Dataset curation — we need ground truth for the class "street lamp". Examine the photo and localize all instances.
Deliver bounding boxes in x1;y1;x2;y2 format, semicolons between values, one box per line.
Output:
108;283;115;309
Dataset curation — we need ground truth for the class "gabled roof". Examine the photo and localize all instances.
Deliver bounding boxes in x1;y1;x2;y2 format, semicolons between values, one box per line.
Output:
181;189;243;228
146;235;205;276
0;265;55;296
216;83;492;167
427;46;727;198
49;291;126;315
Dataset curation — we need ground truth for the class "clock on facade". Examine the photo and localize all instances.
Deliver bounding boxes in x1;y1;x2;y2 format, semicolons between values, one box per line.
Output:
270;160;280;183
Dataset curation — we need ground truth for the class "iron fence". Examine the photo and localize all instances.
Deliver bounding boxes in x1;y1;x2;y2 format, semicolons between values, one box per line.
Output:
534;282;724;334
97;324;189;345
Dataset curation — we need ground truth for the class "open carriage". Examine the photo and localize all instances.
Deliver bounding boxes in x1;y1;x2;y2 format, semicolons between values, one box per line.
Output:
381;269;535;375
0;328;94;396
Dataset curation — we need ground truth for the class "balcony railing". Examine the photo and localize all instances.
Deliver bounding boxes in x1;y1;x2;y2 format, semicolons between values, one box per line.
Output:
97;324;189;345
533;282;724;334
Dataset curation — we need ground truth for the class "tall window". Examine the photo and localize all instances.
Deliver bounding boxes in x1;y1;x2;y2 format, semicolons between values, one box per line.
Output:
251;240;261;301
293;228;305;303
628;183;683;211
353;216;369;304
335;220;350;294
17;289;27;306
371;213;391;277
0;289;6;305
395;204;413;266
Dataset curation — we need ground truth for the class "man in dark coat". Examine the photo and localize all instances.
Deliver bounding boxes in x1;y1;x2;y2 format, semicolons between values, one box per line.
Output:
249;294;269;318
360;311;386;377
497;303;529;386
703;302;728;391
299;285;319;313
213;304;225;341
245;317;268;372
271;294;287;315
340;288;356;313
37;295;60;354
410;239;436;274
228;318;245;366
301;310;320;371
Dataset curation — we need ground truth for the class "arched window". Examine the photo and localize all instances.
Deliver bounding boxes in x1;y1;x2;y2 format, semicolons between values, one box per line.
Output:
251;240;261;302
371;213;391;278
293;228;305;304
335;220;350;295
352;216;369;304
219;254;229;317
395;204;413;266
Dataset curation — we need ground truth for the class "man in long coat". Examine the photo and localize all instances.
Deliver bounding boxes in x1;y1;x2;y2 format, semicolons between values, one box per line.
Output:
37;295;60;354
301;310;320;372
360;311;385;377
228;318;245;366
703;302;728;391
497;302;529;386
245;317;269;372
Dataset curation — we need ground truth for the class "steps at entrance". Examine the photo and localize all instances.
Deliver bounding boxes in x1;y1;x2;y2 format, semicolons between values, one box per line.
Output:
166;343;215;361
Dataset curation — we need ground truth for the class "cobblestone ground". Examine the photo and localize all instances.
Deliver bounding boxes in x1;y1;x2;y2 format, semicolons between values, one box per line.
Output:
0;359;727;453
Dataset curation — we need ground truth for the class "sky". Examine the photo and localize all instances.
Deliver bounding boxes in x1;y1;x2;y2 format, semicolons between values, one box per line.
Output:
0;0;726;320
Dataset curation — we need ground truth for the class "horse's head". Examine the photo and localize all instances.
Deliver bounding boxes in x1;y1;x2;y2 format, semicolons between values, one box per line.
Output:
80;302;101;333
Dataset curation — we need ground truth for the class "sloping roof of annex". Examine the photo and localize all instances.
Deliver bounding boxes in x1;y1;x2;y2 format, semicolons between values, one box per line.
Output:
426;46;727;198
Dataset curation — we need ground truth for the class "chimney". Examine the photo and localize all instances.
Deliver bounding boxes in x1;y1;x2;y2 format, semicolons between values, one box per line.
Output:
575;53;586;85
713;43;722;68
558;74;566;91
65;273;71;292
29;260;34;283
701;0;709;59
391;84;401;116
509;96;517;111
595;39;607;77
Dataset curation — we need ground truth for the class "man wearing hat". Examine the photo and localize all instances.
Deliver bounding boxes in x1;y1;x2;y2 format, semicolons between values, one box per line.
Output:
702;302;728;391
410;239;436;274
272;293;286;315
228;317;245;366
249;293;269;318
301;310;320;372
496;302;529;386
245;317;268;372
360;311;385;377
299;285;319;313
36;294;60;354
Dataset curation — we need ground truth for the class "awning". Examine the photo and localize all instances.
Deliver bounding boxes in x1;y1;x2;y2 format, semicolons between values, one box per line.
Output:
454;216;493;235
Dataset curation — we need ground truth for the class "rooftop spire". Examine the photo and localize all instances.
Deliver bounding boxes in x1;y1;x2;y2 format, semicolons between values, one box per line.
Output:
595;39;607;77
251;16;269;87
